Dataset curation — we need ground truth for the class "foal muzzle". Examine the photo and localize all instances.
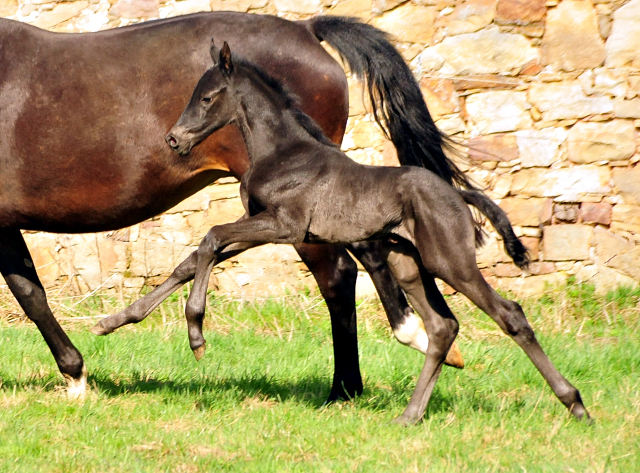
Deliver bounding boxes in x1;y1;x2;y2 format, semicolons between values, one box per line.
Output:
165;129;192;156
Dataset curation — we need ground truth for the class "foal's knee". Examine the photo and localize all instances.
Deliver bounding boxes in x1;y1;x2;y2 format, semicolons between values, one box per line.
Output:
499;300;535;341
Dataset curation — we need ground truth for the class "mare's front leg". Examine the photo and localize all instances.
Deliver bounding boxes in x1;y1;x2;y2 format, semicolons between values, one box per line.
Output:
0;229;87;398
186;210;304;359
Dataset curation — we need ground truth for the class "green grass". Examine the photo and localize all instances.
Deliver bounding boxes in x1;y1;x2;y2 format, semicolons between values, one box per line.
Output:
0;281;639;472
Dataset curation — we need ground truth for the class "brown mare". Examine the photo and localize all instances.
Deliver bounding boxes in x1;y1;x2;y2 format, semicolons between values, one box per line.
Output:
164;41;590;424
1;14;465;400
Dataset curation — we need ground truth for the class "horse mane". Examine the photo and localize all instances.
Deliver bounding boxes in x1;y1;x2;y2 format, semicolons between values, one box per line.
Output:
234;56;339;149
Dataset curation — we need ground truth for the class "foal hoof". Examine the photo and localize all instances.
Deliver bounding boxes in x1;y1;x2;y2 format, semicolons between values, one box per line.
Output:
391;413;420;427
444;340;464;369
90;320;111;336
64;364;88;400
192;343;207;361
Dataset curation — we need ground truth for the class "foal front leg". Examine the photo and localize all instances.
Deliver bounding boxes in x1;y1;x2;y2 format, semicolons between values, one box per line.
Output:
92;242;258;335
186;212;304;359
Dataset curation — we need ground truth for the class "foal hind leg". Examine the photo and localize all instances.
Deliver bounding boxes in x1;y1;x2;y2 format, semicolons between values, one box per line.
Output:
0;229;87;398
348;241;463;368
390;268;459;425
92;242;258;335
419;234;590;421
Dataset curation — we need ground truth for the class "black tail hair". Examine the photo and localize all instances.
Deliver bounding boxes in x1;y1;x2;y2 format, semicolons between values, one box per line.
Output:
459;190;530;269
307;16;475;190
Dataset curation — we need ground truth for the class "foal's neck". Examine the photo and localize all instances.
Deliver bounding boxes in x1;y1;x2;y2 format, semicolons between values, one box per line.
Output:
234;69;323;164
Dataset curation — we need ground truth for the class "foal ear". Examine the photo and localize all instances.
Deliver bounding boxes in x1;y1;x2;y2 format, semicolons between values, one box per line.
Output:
219;41;234;77
209;38;219;66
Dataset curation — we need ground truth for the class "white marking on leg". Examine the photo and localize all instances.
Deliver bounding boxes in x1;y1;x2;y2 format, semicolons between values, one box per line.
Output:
64;364;88;399
393;310;429;354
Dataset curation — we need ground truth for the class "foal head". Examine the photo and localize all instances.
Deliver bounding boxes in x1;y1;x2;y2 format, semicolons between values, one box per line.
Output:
166;40;237;156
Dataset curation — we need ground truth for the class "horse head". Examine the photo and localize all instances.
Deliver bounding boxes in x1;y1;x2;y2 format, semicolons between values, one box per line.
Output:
166;40;236;156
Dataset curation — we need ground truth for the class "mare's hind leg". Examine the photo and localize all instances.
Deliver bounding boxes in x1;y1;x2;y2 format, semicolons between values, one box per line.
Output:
348;240;463;368
295;243;363;402
414;225;590;421
0;229;87;398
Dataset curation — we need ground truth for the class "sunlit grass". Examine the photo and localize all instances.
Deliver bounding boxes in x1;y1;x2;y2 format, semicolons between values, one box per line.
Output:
0;280;639;472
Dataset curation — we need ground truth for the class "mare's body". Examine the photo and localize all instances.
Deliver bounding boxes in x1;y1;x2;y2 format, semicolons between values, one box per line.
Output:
166;42;590;424
0;14;464;398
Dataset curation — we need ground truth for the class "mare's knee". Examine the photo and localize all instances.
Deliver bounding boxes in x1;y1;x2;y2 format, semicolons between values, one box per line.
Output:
321;253;358;301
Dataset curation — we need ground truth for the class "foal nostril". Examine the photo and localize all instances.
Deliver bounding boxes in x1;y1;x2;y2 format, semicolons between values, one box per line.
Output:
166;133;179;149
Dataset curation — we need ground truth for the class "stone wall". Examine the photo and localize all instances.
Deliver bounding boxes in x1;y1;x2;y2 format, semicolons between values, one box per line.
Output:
2;0;640;298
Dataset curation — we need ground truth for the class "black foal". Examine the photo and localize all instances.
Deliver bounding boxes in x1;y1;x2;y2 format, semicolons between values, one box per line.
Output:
166;41;590;425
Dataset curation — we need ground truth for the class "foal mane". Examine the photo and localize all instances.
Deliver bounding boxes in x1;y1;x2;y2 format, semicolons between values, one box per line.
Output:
234;56;339;149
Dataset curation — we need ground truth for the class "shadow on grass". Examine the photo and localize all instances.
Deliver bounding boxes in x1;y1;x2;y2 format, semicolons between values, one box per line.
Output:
88;371;335;408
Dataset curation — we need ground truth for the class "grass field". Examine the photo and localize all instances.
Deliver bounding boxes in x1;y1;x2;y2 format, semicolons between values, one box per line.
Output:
0;281;639;472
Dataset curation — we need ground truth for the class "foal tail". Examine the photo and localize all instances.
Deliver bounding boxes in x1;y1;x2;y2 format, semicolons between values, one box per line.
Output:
306;16;475;190
459;191;530;270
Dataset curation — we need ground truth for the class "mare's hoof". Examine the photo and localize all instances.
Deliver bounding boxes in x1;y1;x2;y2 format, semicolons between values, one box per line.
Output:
192;343;207;361
64;364;88;400
90;321;111;336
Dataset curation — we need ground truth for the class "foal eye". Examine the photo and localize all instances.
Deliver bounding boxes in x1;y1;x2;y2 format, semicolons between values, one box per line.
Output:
202;96;213;104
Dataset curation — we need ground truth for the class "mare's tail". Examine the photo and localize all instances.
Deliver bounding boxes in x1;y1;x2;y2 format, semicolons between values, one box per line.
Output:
459;190;530;269
306;16;475;190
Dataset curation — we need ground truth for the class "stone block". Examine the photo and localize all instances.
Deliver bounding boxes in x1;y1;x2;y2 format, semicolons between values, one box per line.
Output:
542;224;593;261
33;2;89;29
567;120;636;164
614;99;640;119
529;261;555;275
613;166;640;205
499;197;546;227
22;233;62;288
420;78;459;120
575;264;638;294
510;166;611;199
433;27;537;75
435;0;495;36
496;273;567;297
580;202;612;225
468;134;518;162
608;246;640;281
594;226;633;264
495;0;545;25
605;0;640;68
528;82;613;121
495;263;523;277
554;202;579;223
0;0;18;17
330;0;372;18
274;0;321;14
541;0;605;71
130;240;193;277
371;3;436;44
520;236;540;261
172;0;211;15
611;204;640;233
465;90;532;134
515;128;567;168
110;0;158;19
208;0;267;12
